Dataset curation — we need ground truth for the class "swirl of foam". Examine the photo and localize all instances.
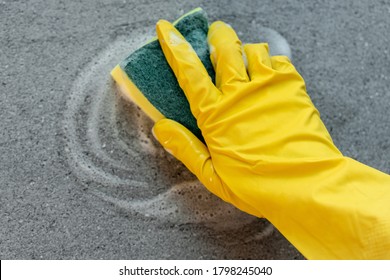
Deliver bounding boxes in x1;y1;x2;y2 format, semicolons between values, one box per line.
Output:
64;23;290;233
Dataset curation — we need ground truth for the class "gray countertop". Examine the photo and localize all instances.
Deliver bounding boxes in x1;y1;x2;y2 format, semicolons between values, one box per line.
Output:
1;0;389;259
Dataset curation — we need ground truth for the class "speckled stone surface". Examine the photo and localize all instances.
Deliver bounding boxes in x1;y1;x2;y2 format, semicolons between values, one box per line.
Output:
1;0;389;259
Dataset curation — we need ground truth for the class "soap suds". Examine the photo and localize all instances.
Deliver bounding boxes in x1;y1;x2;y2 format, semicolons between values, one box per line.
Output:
64;24;291;233
63;30;257;230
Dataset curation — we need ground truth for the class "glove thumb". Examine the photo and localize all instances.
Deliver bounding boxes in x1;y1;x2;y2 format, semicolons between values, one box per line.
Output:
152;119;226;199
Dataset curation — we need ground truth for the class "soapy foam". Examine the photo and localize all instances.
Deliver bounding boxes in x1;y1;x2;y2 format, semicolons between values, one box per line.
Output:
96;180;258;231
64;29;155;194
64;23;291;233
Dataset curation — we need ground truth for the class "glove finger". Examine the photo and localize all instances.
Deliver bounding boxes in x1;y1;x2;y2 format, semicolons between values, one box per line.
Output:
152;119;231;200
208;21;249;90
156;20;219;118
270;55;294;72
244;43;273;80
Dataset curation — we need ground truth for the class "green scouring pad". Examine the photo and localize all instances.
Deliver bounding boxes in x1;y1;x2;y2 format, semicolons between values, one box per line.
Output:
111;8;215;142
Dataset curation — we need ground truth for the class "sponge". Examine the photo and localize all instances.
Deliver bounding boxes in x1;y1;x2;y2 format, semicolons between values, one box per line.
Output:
111;8;214;142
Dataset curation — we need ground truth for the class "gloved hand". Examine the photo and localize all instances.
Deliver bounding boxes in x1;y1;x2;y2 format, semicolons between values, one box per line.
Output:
153;19;390;259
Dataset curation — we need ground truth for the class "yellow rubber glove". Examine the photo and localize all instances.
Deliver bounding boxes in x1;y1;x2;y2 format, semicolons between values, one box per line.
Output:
153;19;390;259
